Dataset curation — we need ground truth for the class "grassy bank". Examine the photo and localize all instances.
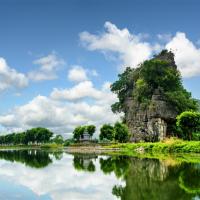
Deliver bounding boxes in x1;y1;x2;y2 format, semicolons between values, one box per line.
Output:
0;143;64;150
106;138;200;154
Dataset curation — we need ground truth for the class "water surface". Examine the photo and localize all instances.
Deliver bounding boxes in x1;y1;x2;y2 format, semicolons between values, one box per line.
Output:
0;149;199;200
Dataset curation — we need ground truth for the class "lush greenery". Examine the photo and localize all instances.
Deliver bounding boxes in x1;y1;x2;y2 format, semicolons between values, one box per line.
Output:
0;127;53;145
99;122;129;143
111;50;198;114
73;125;96;141
176;111;200;140
100;124;114;141
106;138;200;153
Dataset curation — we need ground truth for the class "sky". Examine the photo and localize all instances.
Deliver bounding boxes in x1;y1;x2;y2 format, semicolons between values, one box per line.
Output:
0;0;200;137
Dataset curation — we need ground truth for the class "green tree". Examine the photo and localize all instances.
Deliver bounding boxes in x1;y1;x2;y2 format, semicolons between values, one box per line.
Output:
86;125;96;138
176;111;200;140
73;126;85;142
99;124;114;141
114;122;129;143
52;134;64;144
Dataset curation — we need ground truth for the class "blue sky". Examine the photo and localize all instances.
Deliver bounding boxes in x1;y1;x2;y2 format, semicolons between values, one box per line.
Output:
0;0;200;136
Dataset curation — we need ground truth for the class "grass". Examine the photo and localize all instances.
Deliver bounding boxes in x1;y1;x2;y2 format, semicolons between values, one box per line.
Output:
105;138;200;154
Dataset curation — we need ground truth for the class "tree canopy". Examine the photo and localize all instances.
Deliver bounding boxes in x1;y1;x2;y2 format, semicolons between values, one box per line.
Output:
0;127;53;145
114;122;129;143
72;125;96;141
99;124;114;141
111;50;198;114
176;111;200;140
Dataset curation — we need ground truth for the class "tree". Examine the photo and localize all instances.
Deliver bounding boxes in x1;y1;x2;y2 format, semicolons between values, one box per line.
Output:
114;122;129;143
52;134;64;144
86;125;96;138
176;111;200;140
99;124;114;141
73;126;85;142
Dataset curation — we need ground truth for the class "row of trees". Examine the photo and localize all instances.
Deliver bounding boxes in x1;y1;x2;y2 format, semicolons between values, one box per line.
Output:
0;127;53;145
72;122;129;143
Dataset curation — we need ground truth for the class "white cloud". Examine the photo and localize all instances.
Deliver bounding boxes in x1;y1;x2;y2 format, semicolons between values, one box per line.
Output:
51;81;102;101
80;22;200;78
80;21;158;69
28;53;65;81
166;32;200;78
67;65;98;82
0;57;28;92
157;33;172;42
0;81;120;137
68;65;88;82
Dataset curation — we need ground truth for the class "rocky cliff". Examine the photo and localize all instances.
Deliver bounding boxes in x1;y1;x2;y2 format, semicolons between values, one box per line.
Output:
123;51;178;142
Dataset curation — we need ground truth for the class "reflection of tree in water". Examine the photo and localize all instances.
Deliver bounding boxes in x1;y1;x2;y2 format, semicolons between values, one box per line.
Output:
100;156;130;178
179;163;200;195
0;150;60;168
73;154;97;172
100;156;200;200
50;151;63;160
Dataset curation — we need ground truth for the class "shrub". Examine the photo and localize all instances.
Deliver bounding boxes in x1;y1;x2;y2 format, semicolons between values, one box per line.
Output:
176;111;200;140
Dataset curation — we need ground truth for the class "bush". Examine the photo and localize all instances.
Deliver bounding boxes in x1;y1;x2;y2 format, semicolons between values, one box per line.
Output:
176;111;200;140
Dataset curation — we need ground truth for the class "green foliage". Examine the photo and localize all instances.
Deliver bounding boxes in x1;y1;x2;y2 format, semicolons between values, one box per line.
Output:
111;50;198;114
86;125;96;137
107;138;200;153
73;126;85;141
73;125;96;141
63;138;74;146
51;134;64;144
0;127;53;145
114;122;129;143
176;111;200;140
99;124;114;141
111;67;135;113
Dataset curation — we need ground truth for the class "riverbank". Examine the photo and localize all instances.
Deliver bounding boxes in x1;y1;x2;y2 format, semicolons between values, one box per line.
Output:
105;138;200;154
0;138;200;155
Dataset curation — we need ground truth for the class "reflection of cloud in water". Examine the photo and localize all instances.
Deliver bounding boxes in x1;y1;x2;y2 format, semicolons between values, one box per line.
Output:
0;154;123;200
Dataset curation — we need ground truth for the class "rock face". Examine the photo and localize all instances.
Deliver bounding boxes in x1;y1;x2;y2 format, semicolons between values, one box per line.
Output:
124;52;178;142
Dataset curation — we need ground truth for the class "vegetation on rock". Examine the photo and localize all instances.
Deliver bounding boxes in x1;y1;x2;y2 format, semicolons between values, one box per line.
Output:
111;50;198;141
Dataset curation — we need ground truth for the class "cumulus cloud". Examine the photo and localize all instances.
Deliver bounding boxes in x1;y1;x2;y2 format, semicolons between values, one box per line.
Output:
68;65;88;82
51;81;102;101
0;81;120;137
0;57;28;92
80;22;200;78
67;65;98;82
28;53;65;81
157;33;172;42
80;21;159;69
166;32;200;78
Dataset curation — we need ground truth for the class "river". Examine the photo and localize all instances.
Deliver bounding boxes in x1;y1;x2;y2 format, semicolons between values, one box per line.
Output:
0;149;199;200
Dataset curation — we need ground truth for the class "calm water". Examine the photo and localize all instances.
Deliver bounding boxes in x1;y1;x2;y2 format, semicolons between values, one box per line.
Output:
0;150;199;200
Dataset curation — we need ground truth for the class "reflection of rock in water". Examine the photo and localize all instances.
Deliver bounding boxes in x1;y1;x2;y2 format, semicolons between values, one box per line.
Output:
73;154;97;172
0;150;54;168
100;156;200;200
